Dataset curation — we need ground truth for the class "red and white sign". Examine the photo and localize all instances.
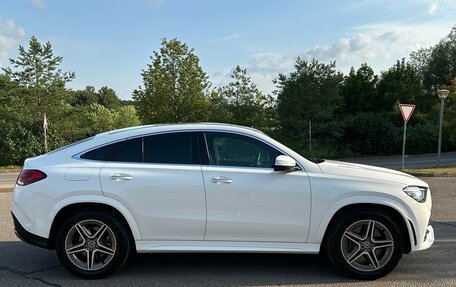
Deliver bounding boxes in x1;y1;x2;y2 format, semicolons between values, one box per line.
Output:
399;104;415;124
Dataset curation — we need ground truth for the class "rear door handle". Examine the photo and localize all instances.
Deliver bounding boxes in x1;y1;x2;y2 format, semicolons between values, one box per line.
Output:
110;173;133;181
211;176;232;184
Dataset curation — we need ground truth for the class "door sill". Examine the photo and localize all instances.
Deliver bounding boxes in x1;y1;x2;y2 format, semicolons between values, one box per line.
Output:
135;240;320;254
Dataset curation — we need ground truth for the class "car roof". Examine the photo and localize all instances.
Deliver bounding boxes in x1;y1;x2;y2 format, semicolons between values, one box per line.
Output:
96;122;265;138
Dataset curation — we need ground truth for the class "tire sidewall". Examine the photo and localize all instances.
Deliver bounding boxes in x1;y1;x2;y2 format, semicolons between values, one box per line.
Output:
55;209;131;279
326;208;404;280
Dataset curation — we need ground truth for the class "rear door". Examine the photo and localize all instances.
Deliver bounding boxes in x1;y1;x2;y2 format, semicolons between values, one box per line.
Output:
99;131;206;241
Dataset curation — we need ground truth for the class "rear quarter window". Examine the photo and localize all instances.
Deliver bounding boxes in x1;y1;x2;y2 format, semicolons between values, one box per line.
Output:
80;141;124;161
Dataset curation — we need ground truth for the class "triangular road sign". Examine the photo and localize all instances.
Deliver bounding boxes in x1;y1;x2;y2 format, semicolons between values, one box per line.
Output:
399;104;415;124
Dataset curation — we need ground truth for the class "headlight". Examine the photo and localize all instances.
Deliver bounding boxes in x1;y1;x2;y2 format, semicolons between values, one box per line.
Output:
403;186;427;203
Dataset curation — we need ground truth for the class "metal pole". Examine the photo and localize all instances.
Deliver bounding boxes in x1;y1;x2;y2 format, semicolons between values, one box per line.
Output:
309;119;312;151
402;122;407;169
437;98;445;167
44;126;48;153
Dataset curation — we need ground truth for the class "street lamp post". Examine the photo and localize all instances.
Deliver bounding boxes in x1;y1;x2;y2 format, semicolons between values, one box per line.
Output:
437;89;449;167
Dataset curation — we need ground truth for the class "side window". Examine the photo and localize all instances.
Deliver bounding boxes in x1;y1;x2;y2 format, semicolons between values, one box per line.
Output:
204;132;282;168
112;138;142;162
143;132;198;164
80;141;124;161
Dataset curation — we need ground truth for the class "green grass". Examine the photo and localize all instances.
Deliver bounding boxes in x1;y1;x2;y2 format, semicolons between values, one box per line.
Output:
402;166;456;176
0;166;21;170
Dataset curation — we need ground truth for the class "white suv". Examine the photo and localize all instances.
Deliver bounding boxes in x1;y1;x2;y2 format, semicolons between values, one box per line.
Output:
11;123;434;279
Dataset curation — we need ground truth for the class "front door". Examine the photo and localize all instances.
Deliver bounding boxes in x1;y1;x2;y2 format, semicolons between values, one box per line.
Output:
201;132;311;243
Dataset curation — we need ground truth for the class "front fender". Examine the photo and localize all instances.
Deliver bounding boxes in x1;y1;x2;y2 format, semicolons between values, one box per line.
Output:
311;195;416;248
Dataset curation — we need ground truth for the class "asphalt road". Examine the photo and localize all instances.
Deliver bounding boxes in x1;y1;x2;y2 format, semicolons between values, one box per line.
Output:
0;173;17;189
344;152;456;169
0;177;455;286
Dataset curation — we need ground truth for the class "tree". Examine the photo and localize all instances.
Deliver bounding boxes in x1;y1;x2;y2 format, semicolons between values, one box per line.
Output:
133;38;211;124
98;86;121;110
444;78;456;150
71;86;98;106
276;58;343;153
211;65;274;129
375;59;428;113
2;36;75;108
83;104;115;134
114;105;141;128
340;64;378;114
411;26;456;90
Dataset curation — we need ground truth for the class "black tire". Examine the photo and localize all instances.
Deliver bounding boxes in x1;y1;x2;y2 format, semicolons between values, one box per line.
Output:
55;209;132;279
325;208;404;280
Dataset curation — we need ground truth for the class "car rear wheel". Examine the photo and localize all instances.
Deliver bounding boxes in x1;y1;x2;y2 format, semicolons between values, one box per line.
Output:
326;208;404;280
56;209;131;279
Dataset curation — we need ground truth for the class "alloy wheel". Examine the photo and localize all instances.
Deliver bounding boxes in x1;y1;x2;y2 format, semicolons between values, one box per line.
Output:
340;219;394;272
64;219;117;271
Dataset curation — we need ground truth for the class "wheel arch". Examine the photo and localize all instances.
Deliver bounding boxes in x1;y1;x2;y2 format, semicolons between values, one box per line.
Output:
48;196;142;249
317;202;413;254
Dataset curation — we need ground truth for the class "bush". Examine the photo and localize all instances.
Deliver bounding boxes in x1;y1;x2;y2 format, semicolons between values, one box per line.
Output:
344;113;401;155
406;122;438;154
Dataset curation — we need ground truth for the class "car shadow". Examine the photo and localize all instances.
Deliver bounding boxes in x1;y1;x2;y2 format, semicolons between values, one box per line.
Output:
0;240;356;286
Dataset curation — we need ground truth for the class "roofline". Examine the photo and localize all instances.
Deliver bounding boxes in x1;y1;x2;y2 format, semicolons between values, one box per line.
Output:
104;122;265;136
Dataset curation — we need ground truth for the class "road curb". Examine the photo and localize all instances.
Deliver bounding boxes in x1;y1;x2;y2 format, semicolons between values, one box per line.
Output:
0;187;13;193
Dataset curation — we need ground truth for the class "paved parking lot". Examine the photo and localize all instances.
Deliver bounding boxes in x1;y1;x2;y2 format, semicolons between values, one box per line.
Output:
0;177;455;287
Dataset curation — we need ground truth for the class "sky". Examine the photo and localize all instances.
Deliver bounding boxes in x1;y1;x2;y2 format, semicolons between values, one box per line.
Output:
0;0;455;99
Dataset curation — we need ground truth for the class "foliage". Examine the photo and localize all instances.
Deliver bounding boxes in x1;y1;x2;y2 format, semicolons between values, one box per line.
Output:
98;86;121;110
0;37;141;166
340;64;378;114
375;59;427;113
2;36;75;89
343;112;400;155
133;38;211;124
411;26;456;89
275;58;344;153
210;65;275;131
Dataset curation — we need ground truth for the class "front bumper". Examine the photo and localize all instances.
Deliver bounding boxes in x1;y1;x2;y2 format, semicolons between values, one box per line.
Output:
12;212;51;249
420;225;434;251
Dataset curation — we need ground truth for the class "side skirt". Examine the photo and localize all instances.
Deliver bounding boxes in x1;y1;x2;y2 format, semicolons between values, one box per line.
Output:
135;240;320;254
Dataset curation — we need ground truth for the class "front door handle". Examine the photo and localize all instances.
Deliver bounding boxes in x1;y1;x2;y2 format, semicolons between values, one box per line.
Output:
211;176;232;184
110;173;133;181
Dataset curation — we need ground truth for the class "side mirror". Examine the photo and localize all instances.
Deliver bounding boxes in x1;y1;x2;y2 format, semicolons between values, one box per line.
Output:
273;155;298;172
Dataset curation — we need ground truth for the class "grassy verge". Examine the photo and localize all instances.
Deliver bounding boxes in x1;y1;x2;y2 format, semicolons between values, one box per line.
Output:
0;166;20;170
402;166;456;177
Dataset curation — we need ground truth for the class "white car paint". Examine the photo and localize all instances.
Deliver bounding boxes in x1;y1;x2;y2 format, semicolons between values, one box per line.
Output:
11;123;434;255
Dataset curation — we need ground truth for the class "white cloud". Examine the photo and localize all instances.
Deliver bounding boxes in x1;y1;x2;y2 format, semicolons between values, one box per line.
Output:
30;0;46;10
250;52;295;71
210;20;453;96
427;1;439;14
212;33;243;43
0;18;26;67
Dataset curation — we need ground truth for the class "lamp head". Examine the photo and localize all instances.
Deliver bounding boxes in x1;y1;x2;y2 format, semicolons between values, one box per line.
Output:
437;89;449;100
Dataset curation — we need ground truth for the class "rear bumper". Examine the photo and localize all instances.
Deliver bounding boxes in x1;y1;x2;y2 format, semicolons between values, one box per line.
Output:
12;212;51;249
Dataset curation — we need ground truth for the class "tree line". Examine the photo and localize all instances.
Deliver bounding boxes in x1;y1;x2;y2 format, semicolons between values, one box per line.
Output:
1;27;455;166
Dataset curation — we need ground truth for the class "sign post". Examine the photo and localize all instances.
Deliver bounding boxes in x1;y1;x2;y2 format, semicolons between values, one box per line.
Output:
399;104;415;169
43;113;48;153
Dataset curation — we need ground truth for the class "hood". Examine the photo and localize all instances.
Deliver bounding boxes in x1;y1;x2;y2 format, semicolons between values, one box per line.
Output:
318;160;427;186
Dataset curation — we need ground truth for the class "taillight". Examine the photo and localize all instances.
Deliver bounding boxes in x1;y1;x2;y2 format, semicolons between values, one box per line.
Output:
16;169;47;186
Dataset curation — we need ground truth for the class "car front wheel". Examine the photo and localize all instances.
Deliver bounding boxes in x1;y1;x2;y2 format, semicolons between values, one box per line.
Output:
56;209;131;279
326;208;404;280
